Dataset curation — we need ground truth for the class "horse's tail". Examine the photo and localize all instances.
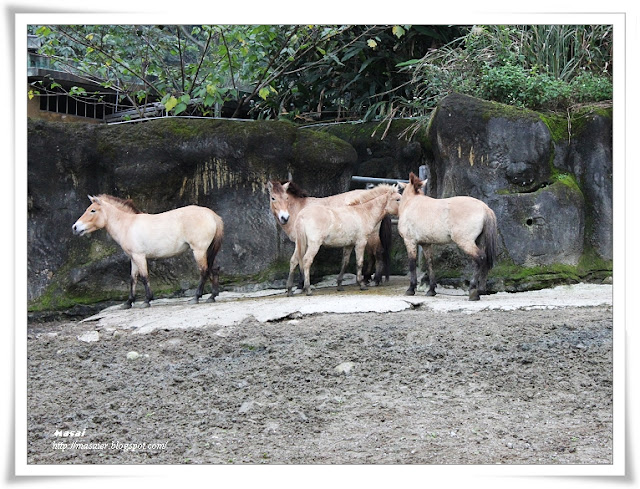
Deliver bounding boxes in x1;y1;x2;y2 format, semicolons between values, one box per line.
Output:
479;208;498;270
379;215;393;281
206;215;224;277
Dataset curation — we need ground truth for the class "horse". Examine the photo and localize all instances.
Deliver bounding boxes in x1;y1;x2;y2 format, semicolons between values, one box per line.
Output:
267;180;393;286
287;184;401;296
397;172;498;301
72;194;224;308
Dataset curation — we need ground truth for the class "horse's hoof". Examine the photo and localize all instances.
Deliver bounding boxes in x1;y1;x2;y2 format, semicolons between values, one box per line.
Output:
405;289;415;296
360;285;369;291
141;302;151;308
305;290;313;296
206;296;216;303
286;290;294;297
188;297;199;305
121;302;132;310
336;286;344;291
426;289;436;297
468;291;480;301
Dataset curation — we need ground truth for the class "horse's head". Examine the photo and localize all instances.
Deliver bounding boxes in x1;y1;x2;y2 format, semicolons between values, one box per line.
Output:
267;180;292;225
72;195;107;236
386;186;402;216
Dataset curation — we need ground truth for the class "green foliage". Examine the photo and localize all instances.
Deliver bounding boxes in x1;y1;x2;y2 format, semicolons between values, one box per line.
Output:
570;71;613;102
402;25;612;113
28;24;612;123
28;24;464;122
478;64;573;110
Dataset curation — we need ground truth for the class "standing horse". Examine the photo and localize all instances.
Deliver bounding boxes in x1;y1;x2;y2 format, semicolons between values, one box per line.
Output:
287;184;401;296
72;195;224;308
267;180;393;285
398;172;498;301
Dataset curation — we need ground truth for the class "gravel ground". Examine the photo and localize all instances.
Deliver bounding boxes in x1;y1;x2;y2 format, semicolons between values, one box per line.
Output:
25;280;613;466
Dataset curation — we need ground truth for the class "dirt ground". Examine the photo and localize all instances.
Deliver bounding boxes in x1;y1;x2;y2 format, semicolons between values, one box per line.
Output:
26;279;613;466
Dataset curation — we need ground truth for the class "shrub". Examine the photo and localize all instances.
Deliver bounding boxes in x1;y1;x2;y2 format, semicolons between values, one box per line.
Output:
479;64;528;107
570;71;613;103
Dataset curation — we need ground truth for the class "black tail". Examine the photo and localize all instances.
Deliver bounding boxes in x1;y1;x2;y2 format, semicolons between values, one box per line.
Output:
207;221;224;278
379;215;393;281
479;209;498;271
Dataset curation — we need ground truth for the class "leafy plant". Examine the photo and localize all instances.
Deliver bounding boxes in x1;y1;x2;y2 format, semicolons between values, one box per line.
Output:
28;24;612;125
28;24;463;122
398;24;612;131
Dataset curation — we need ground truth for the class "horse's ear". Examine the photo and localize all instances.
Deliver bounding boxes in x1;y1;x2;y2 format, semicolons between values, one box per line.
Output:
409;172;423;193
397;182;406;190
89;195;102;205
282;182;290;192
267;181;274;192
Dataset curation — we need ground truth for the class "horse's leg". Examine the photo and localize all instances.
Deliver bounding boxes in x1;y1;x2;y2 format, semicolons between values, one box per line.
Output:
336;246;353;291
373;244;385;286
457;240;485;301
355;241;368;291
477;241;489;296
189;250;208;304
362;249;373;286
422;245;437;296
207;266;220;303
404;239;418;296
123;260;139;309
131;254;153;307
301;242;321;296
286;245;300;297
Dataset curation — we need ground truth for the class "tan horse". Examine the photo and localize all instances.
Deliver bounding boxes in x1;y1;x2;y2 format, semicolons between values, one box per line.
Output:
72;195;224;308
287;184;401;296
398;172;498;301
267;180;393;285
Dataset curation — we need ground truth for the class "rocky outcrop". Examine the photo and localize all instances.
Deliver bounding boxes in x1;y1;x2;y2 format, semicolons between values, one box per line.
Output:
27;118;357;312
27;94;612;314
425;93;612;287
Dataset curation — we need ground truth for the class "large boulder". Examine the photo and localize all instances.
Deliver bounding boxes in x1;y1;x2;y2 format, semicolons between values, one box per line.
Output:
426;94;611;276
427;93;552;200
562;112;613;260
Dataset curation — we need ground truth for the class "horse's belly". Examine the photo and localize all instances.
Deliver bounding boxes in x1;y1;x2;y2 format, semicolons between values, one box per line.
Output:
322;225;360;248
323;235;353;247
400;226;450;247
139;235;190;259
418;231;451;245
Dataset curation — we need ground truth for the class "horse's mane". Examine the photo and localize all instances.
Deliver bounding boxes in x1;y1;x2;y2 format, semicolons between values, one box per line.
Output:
347;184;396;205
282;180;311;198
97;194;142;214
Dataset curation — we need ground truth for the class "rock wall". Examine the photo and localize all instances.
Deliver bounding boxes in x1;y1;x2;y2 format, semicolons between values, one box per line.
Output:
27;94;612;314
27;118;357;312
425;94;612;288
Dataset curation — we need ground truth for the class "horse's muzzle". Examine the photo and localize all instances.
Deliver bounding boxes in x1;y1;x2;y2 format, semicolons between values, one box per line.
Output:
72;222;86;236
278;211;290;225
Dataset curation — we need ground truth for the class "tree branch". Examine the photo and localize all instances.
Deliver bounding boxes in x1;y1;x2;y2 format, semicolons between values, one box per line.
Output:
53;26;164;97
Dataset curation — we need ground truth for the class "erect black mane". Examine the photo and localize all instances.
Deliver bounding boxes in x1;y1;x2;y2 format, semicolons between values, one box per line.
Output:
282;180;311;198
98;194;142;214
